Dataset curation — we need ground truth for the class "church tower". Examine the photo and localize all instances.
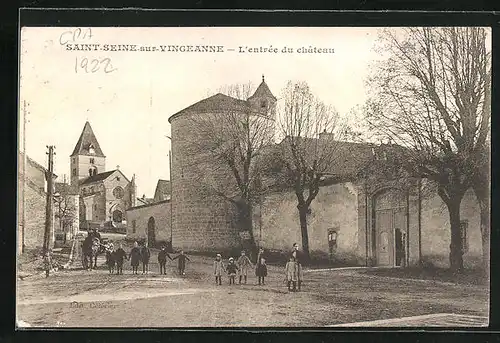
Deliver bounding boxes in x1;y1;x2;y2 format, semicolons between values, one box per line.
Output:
247;75;277;118
70;121;106;186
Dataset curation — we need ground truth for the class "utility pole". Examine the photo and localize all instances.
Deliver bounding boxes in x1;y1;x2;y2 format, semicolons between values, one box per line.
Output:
43;145;55;257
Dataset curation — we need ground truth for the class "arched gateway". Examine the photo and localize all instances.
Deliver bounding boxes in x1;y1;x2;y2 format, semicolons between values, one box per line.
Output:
373;188;408;267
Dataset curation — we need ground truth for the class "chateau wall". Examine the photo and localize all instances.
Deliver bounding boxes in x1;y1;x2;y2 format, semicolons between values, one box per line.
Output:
420;185;482;268
259;182;362;263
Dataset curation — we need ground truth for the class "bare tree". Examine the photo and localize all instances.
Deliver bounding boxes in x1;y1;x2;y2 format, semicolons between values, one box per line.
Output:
185;83;276;255
54;183;78;244
273;81;345;262
365;27;491;272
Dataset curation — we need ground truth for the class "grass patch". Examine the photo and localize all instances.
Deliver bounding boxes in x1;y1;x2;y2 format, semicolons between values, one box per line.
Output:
361;266;489;286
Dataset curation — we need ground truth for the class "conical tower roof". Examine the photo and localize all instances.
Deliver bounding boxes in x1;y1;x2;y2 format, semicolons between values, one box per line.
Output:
248;75;277;101
70;121;105;157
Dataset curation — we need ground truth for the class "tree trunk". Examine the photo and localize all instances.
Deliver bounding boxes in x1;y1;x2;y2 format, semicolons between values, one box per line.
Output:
445;197;464;273
237;200;257;260
473;182;490;274
297;204;311;263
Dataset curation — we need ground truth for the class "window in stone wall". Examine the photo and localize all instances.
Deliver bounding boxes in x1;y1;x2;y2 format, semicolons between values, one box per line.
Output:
460;220;469;253
72;168;76;176
132;220;136;233
328;229;338;258
90;158;95;164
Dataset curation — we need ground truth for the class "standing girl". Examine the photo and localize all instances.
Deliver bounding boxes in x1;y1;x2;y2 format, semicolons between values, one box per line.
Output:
226;257;239;285
285;256;298;292
255;248;268;285
237;250;253;284
213;254;225;285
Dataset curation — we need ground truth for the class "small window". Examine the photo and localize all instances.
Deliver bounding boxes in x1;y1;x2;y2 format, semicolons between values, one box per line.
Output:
132;220;136;234
90;158;95;164
328;229;338;258
460;220;468;253
72;168;77;176
260;100;267;108
116;176;120;181
72;158;76;164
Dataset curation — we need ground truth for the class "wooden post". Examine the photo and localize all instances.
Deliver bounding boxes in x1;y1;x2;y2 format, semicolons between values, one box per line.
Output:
43;146;55;256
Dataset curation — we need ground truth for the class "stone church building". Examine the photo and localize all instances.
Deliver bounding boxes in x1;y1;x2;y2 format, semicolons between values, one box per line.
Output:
70;122;137;230
127;77;483;269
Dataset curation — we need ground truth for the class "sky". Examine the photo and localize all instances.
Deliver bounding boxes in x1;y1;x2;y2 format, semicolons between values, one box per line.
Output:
19;27;382;197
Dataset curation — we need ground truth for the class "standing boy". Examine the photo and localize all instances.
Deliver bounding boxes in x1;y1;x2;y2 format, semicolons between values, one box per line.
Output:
114;243;127;275
237;250;253;284
158;245;172;275
173;250;190;275
140;241;151;274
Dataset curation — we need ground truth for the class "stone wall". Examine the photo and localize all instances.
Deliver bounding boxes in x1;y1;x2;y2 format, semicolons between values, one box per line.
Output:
170;111;240;252
259;182;361;263
420;185;482;268
126;201;171;244
19;179;48;250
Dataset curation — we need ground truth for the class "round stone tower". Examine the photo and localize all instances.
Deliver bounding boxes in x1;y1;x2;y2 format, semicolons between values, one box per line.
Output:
168;77;277;253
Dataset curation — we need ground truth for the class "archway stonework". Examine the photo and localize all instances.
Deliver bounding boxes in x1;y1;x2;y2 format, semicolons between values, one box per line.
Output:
112;209;123;223
358;179;421;267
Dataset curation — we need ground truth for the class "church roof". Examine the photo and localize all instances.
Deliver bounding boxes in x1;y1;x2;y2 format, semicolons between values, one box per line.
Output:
79;170;116;185
71;121;105;157
168;93;251;123
248;78;277;101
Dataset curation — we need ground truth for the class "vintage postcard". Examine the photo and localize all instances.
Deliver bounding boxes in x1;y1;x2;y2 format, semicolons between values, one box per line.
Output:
17;24;490;328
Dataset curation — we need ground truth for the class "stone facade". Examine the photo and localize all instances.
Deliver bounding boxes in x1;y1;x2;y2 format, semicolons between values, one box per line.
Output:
18;152;57;251
170;111;240;252
258;182;361;263
126;200;172;247
259;178;482;268
168;79;276;253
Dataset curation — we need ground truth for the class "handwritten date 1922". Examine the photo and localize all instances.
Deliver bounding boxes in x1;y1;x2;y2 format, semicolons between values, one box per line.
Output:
75;57;116;74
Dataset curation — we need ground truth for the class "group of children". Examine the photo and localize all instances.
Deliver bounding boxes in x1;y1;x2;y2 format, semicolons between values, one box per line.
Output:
101;242;303;292
103;241;189;276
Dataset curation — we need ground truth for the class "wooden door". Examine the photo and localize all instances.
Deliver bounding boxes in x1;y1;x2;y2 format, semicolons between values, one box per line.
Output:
376;209;393;266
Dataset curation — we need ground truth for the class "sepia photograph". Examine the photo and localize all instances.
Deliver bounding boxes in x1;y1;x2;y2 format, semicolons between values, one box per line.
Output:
16;25;490;328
